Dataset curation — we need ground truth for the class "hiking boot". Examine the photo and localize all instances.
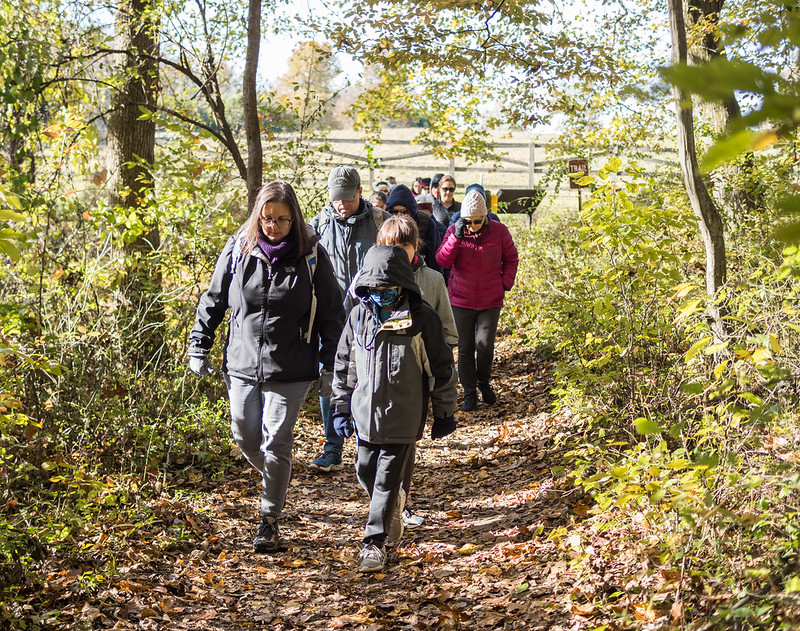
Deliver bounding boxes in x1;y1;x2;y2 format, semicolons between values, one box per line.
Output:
478;382;497;405
253;515;280;553
308;451;343;472
358;543;387;573
388;488;406;543
402;508;424;528
460;391;478;412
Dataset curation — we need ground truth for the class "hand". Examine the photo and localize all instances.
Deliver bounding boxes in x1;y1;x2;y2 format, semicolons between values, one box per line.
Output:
431;415;456;439
454;218;467;239
332;411;354;438
188;355;214;376
318;369;333;398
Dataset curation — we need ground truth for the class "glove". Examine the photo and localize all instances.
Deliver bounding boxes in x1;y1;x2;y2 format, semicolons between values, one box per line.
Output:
188;355;214;376
431;415;457;439
318;369;333;398
454;217;467;239
332;411;354;438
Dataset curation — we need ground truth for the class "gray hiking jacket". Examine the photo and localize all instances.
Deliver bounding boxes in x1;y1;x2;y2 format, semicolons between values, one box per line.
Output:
411;256;458;347
332;246;457;444
309;200;391;300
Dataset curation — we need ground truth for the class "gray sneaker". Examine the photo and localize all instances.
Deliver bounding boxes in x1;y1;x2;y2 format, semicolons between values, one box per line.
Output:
387;488;406;543
358;543;387;573
253;515;280;553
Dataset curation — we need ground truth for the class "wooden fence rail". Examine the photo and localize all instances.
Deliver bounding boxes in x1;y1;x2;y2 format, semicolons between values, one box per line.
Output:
276;135;678;188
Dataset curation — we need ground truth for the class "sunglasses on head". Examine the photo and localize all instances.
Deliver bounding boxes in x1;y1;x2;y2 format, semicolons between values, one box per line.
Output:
441;187;455;192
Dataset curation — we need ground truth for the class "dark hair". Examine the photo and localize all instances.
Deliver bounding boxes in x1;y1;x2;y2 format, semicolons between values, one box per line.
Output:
370;191;388;204
431;173;445;189
239;180;311;256
376;215;419;251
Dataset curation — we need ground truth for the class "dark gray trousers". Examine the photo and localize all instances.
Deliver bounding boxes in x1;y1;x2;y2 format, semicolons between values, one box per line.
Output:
452;306;502;392
356;440;413;547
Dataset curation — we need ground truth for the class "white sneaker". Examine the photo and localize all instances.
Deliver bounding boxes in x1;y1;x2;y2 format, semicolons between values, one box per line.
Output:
388;488;406;543
402;508;424;528
358;544;387;572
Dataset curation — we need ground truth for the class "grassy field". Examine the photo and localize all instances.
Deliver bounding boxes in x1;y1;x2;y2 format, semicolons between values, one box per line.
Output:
325;128;543;188
296;128;680;221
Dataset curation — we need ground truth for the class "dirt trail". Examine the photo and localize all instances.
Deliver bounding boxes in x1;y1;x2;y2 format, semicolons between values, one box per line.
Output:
57;344;585;630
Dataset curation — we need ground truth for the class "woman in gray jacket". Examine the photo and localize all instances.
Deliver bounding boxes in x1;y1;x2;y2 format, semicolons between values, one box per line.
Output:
188;180;344;554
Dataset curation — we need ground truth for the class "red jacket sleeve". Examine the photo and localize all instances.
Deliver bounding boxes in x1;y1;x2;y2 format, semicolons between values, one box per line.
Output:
500;224;519;292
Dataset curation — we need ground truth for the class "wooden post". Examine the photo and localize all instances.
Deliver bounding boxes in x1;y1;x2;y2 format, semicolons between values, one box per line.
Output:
528;143;536;188
449;156;455;177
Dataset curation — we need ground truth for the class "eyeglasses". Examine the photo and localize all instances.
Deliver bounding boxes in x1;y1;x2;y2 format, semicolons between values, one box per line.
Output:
261;216;293;227
465;218;484;226
441;187;455;193
388;208;410;216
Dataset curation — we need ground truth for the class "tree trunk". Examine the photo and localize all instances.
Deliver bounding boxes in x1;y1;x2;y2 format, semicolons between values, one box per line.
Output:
686;0;763;218
243;0;263;210
107;0;163;366
668;0;727;337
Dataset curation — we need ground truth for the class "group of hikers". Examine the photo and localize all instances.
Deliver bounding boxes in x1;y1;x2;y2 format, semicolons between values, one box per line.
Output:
188;166;519;573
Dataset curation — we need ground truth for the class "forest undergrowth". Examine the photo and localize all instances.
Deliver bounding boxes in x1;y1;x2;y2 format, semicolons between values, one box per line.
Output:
3;161;800;630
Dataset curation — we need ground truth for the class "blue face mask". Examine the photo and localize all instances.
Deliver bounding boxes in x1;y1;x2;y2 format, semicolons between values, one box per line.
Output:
369;287;401;309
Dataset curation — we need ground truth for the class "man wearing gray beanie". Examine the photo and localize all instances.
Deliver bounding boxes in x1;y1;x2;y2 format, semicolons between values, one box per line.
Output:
307;165;390;473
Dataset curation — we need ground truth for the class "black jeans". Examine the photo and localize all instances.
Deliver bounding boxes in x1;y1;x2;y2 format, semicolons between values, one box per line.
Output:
356;440;413;547
452;306;502;393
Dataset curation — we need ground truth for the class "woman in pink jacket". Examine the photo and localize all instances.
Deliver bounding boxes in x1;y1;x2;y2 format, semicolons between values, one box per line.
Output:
435;189;519;411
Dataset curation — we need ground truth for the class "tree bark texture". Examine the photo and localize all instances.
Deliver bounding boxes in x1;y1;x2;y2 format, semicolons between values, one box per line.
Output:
668;0;727;334
107;0;163;365
686;0;762;218
243;0;263;210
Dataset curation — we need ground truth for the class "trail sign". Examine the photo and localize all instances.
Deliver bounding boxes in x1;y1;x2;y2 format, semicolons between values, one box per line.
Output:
568;159;589;189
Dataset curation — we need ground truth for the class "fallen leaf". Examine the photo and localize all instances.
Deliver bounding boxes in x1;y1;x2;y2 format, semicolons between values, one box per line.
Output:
458;543;481;555
571;602;597;617
139;606;160;618
633;603;657;621
671;600;683;622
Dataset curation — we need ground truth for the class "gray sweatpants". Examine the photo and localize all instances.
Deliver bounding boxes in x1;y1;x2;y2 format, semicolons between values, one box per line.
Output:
225;375;313;518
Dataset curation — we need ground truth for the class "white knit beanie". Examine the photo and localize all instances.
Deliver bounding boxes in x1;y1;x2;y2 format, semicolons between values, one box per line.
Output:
461;190;488;219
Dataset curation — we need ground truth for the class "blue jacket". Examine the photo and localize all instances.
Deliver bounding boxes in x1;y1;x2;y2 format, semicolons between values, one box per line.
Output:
385;185;444;275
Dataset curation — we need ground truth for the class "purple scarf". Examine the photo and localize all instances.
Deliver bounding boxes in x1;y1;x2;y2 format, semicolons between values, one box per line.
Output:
257;233;296;266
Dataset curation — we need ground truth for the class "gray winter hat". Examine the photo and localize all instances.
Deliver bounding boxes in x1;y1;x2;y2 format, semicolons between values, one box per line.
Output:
328;165;361;201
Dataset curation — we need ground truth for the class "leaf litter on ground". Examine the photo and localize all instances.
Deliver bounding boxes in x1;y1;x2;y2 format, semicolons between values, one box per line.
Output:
12;342;675;630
